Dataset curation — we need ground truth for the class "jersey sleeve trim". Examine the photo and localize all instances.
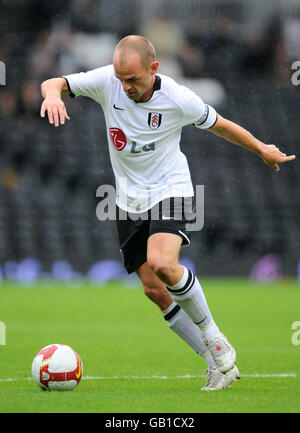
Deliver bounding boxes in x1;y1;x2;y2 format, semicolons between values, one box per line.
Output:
61;77;76;98
193;104;218;130
208;113;218;128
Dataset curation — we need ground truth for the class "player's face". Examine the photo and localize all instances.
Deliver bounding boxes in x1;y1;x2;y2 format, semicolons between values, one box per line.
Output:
113;53;158;102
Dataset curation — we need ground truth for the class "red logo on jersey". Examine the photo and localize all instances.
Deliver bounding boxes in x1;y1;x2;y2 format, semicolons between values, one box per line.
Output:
148;112;162;130
109;127;127;151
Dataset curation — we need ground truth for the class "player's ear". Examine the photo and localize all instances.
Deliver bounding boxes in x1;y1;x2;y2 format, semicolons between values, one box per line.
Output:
150;61;159;75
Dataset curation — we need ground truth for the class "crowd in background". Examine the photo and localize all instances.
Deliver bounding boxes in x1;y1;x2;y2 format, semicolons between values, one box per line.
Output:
0;0;299;277
1;1;300;135
1;0;300;119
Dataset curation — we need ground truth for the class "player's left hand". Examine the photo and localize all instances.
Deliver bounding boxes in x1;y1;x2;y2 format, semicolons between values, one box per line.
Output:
260;144;296;172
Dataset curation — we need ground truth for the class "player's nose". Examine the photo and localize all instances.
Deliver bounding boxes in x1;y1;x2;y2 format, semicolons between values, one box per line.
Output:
122;81;131;92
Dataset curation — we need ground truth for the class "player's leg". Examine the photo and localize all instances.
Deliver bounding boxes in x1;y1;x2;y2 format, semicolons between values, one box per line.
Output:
147;232;236;373
136;262;241;389
147;232;218;333
115;204;237;381
136;262;217;369
136;261;171;311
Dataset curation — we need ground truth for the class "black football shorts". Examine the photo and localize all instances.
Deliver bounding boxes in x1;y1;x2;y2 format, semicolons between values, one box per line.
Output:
116;197;195;274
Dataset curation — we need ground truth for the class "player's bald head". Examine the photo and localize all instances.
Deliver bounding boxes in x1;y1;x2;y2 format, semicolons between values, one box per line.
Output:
114;35;156;70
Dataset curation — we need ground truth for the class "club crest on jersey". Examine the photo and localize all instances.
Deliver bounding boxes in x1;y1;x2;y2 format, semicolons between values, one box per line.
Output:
148;112;162;130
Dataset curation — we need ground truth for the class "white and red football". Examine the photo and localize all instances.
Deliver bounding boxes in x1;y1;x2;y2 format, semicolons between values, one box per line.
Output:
31;344;83;391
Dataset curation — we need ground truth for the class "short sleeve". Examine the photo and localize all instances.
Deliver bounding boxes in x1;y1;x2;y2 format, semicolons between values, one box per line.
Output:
62;64;113;105
193;104;218;130
178;84;218;129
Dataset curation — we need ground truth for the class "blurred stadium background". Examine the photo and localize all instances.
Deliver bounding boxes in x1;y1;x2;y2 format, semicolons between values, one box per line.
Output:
0;0;299;282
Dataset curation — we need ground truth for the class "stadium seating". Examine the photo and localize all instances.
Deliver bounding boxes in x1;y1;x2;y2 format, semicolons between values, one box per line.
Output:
0;4;299;277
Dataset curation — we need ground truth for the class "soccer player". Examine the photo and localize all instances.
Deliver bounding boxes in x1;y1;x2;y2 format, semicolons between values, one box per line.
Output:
40;35;295;390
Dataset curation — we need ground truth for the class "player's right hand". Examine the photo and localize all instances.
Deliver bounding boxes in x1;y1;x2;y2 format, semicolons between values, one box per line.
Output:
40;96;70;127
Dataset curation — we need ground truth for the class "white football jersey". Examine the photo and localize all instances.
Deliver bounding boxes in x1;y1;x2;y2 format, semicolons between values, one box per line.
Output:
63;65;217;212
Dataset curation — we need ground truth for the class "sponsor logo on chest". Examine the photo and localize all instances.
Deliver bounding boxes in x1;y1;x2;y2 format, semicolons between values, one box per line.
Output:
109;127;156;153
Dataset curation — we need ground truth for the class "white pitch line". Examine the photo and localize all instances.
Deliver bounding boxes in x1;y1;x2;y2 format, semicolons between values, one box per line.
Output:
0;373;297;382
241;373;297;378
83;373;298;380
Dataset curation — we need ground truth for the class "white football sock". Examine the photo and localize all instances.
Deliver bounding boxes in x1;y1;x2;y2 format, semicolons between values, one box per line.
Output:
167;267;220;340
163;302;216;368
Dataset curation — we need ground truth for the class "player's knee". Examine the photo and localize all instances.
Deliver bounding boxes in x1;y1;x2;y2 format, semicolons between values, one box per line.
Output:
147;255;176;280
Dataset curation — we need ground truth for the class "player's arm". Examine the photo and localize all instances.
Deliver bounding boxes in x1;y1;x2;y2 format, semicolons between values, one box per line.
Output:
208;115;296;171
40;77;71;127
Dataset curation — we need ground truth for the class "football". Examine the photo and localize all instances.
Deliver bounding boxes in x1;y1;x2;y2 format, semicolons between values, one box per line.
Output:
31;344;83;391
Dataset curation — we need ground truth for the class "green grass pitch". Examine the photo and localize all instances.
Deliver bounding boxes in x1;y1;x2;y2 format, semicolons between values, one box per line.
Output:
0;278;300;413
